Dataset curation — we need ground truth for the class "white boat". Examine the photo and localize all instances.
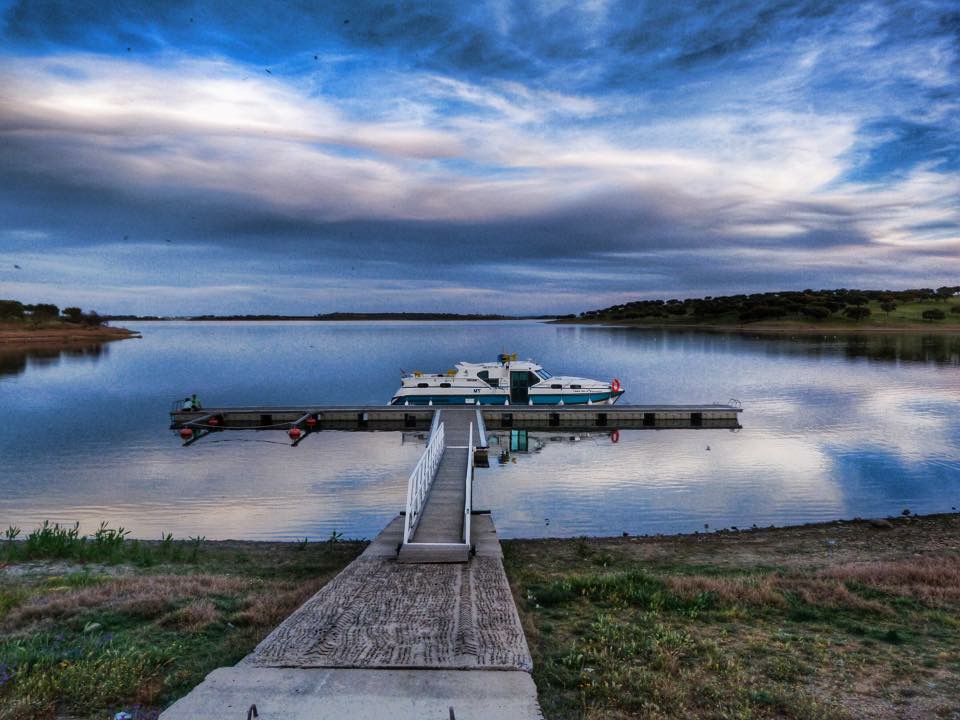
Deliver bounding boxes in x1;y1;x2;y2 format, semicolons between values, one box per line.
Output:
390;354;624;406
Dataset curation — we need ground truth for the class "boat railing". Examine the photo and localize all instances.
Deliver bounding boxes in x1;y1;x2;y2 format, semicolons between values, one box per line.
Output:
463;421;473;547
403;419;446;544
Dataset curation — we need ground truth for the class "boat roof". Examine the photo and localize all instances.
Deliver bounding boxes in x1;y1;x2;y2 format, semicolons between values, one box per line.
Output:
401;359;544;378
456;360;542;371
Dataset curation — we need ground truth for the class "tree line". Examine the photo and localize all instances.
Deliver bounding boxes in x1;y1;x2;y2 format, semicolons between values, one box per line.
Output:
580;287;960;324
0;300;105;326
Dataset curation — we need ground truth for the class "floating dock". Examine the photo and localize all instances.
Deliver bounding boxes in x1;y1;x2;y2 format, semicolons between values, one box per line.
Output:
170;402;742;435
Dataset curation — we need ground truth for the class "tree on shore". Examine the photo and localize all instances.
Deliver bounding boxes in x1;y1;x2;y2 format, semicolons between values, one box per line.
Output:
844;306;871;321
62;307;83;323
27;303;59;318
0;299;25;319
880;301;897;315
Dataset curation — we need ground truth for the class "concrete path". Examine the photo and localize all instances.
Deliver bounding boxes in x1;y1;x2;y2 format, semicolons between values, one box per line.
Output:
157;667;542;719
160;515;541;719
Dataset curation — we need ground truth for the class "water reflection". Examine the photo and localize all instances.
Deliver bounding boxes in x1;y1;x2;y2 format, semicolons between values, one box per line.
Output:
0;343;109;378
1;321;959;540
573;327;960;366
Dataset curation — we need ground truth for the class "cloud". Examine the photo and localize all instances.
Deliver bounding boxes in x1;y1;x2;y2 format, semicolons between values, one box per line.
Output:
0;1;958;313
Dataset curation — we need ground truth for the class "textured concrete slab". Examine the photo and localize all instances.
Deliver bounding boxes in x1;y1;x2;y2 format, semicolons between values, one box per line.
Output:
248;555;531;670
160;667;543;720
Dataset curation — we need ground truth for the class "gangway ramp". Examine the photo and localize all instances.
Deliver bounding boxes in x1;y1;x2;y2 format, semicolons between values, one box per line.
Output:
398;408;485;563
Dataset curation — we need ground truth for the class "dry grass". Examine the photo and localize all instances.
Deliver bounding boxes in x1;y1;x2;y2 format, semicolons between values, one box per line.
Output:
820;555;960;606
230;577;329;628
781;578;893;616
667;574;786;608
161;599;221;632
4;574;252;627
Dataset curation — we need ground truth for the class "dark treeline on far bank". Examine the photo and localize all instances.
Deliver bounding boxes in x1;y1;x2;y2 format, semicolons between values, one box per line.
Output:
581;286;960;324
0;299;105;325
105;312;560;321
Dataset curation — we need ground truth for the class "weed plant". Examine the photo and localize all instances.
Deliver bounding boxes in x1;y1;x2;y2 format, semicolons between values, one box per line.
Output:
4;521;205;566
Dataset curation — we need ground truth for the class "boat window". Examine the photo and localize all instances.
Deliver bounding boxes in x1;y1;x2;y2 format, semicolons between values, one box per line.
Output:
527;371;541;385
417;382;429;388
551;384;562;389
539;369;553;380
477;370;499;387
440;382;451;388
570;384;581;389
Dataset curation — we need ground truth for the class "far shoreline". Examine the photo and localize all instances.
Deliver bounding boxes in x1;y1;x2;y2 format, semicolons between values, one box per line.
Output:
552;318;960;335
0;322;141;350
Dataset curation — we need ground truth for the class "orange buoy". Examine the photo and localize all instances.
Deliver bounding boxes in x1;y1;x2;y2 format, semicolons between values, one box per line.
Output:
179;428;193;440
289;427;303;440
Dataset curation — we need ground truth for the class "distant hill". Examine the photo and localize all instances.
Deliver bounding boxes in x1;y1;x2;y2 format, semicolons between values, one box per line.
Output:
572;287;960;330
104;312;563;321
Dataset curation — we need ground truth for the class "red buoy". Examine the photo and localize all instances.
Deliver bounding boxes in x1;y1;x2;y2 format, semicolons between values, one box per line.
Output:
611;429;620;444
289;427;303;440
208;417;220;426
179;428;193;440
306;416;317;428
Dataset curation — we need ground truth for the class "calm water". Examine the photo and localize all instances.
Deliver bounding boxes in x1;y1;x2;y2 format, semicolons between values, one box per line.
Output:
1;321;958;540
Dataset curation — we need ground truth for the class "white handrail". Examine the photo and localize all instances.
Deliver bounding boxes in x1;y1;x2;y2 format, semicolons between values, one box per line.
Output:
463;422;473;546
403;421;445;544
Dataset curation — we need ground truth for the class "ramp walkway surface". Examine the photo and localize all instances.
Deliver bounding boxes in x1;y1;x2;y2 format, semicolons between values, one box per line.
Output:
398;408;484;563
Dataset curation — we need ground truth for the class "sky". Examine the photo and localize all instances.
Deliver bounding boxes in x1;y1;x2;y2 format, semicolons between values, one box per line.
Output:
0;1;958;315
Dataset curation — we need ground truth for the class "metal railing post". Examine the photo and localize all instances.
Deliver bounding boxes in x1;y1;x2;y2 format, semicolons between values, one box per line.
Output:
463;422;473;546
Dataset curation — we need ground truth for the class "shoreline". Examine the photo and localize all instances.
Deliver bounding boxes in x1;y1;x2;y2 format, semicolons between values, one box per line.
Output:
2;509;955;549
553;319;960;335
2;511;957;718
0;323;140;349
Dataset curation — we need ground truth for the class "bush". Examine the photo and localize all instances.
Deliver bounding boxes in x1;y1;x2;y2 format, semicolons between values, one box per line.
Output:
29;303;60;318
844;307;871;321
0;299;24;319
81;311;105;327
922;309;946;321
800;305;831;320
950;305;960;315
62;307;83;323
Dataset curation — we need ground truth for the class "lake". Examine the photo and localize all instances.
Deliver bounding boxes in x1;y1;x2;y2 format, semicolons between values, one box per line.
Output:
1;321;958;540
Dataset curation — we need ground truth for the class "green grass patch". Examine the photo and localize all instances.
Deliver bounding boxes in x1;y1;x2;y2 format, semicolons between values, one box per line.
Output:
504;524;960;719
0;532;366;719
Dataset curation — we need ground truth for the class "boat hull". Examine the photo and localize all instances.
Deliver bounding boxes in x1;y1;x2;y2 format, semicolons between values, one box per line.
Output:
390;390;624;406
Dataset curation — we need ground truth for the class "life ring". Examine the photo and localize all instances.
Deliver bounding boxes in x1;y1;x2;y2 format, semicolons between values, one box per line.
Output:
611;378;621;393
611;429;620;443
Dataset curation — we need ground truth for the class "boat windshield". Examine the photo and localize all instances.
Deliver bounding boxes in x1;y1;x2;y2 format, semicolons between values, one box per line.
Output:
538;369;553;380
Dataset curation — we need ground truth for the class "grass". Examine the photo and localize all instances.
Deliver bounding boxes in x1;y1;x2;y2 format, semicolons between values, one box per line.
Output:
0;523;365;719
502;513;960;720
3;515;958;718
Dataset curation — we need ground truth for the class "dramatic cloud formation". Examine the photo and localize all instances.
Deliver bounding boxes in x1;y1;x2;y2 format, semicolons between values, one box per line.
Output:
0;1;957;313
